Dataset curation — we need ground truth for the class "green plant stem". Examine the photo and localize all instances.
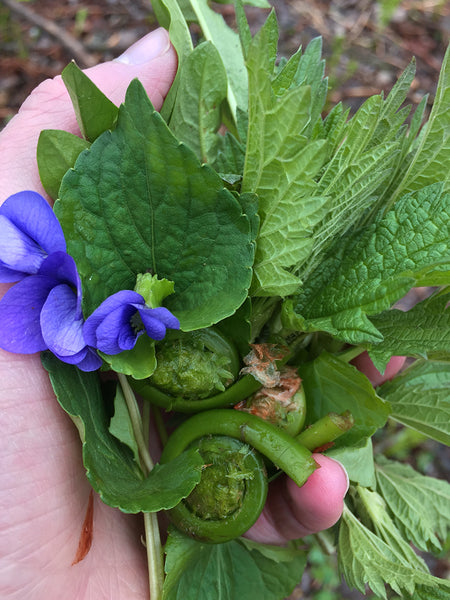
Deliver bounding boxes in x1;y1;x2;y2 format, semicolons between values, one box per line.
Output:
118;373;164;600
160;408;316;487
338;345;365;363
152;405;169;447
296;411;354;451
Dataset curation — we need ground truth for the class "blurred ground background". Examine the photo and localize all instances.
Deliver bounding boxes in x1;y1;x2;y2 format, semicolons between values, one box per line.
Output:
0;0;449;598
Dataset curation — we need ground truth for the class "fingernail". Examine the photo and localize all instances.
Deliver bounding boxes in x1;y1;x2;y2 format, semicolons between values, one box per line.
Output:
115;28;171;65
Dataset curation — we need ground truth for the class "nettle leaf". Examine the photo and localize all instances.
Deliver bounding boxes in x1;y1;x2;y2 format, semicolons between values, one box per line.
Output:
378;360;450;445
163;528;306;600
375;456;450;552
169;41;228;163
338;504;450;599
242;16;329;296
369;289;450;371
188;0;248;117
289;183;450;344
37;129;90;200
42;353;203;512
388;44;450;205
56;80;254;330
298;353;391;447
61;61;118;142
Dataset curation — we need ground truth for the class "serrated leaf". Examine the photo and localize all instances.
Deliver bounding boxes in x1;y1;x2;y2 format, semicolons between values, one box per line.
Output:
388;44;450;204
163;528;306;600
379;360;450;445
41;352;203;512
169;41;228;162
338;504;450;599
290;183;450;344
37;129;90;199
298;353;391;447
369;290;450;370
375;457;450;552
56;80;254;331
61;62;118;141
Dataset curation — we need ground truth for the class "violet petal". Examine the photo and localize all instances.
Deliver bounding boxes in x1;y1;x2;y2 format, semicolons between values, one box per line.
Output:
0;215;47;278
139;306;180;340
83;290;143;347
0;191;66;255
0;275;58;353
40;284;86;357
93;304;137;354
71;347;103;372
39;252;82;315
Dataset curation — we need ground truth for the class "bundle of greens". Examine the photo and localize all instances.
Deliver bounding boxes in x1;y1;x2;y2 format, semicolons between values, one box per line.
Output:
1;1;449;598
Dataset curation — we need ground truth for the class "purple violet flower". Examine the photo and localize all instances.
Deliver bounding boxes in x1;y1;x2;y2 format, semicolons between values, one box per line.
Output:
83;290;180;355
0;191;101;372
0;191;66;282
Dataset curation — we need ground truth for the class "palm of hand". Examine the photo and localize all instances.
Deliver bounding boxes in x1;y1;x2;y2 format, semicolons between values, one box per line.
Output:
0;349;149;600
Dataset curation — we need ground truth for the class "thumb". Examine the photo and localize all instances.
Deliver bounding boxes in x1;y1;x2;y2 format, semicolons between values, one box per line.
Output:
0;28;178;202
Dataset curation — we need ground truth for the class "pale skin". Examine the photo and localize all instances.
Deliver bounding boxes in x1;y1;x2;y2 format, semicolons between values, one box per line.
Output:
0;28;349;599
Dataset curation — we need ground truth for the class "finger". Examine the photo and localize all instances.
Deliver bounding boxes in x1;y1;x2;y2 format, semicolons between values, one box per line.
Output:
244;454;349;545
0;28;178;202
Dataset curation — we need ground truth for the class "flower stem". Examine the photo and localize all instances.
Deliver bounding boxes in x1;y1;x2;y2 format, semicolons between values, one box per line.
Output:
296;411;354;451
117;373;164;600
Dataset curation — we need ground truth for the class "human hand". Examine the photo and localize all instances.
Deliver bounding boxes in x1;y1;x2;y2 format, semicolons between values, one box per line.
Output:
0;27;349;597
0;29;177;600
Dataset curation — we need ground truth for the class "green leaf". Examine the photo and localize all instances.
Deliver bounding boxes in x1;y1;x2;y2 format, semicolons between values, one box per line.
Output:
100;334;157;380
41;352;203;513
375;456;450;552
169;41;228;162
387;44;450;205
188;0;248;117
109;384;140;465
379;360;450;445
56;80;254;331
298;353;391;447
163;528;306;600
37;129;90;199
327;437;376;487
369;289;450;370
338;504;450;599
289;183;450;344
134;273;175;309
61;61;118;142
242;17;329;296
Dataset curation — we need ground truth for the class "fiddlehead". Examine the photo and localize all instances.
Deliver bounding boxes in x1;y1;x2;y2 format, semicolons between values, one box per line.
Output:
159;409;316;543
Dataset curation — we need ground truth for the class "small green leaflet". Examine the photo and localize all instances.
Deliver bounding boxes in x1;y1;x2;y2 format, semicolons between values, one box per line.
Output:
61;61;119;141
163;528;306;600
37;129;90;200
109;384;141;466
169;41;228;163
369;289;450;371
41;353;203;513
287;182;450;344
242;14;329;296
378;360;450;445
298;353;391;447
188;0;249;117
327;437;375;487
56;79;254;331
375;456;450;552
99;334;157;380
338;504;450;599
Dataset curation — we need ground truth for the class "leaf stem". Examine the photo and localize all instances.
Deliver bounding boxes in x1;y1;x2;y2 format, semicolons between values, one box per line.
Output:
296;411;354;451
337;345;365;363
117;373;164;600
